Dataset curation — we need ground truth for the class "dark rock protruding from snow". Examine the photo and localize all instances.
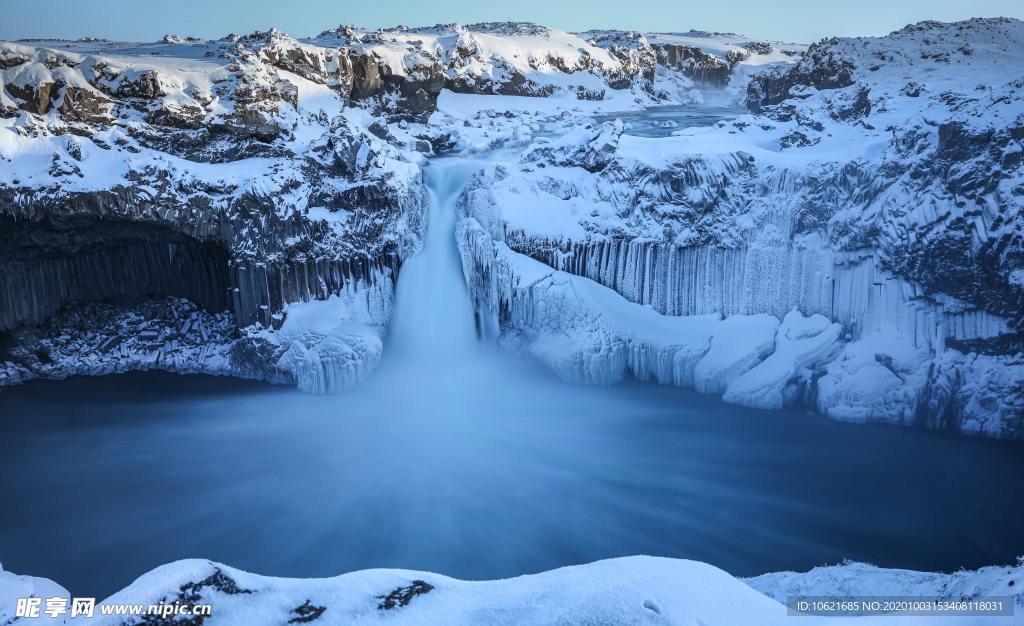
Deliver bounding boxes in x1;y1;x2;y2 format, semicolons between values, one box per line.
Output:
288;600;327;623
377;580;434;610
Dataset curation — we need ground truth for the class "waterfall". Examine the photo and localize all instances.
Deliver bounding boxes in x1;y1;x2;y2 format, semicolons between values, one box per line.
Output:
338;151;553;410
386;156;492;360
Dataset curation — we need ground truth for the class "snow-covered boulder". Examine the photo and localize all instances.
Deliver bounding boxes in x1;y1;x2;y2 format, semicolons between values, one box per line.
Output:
815;333;928;425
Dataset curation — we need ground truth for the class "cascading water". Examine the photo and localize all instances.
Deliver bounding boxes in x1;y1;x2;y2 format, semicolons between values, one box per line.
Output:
386;158;484;359
359;152;521;402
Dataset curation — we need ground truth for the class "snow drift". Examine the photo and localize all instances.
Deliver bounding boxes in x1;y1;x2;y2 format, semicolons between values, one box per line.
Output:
2;556;1020;626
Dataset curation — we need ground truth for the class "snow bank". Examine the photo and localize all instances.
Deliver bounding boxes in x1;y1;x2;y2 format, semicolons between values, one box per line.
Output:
723;310;842;409
2;556;1020;625
693;314;779;394
0;565;69;626
748;558;1024;618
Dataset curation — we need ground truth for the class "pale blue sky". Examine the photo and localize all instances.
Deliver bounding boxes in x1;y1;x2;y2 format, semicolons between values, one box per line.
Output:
1;0;1021;44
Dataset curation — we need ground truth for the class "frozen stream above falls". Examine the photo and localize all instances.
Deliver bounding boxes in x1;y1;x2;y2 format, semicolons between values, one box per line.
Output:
1;111;1022;600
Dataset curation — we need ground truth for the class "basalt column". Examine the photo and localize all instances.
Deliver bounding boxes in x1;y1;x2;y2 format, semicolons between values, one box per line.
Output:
0;216;232;332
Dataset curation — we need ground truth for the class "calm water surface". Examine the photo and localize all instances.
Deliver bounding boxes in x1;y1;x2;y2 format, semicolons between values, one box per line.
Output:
1;368;1022;598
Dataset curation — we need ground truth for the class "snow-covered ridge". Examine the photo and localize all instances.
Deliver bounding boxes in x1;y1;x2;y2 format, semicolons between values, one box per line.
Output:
2;556;1020;625
455;17;1024;439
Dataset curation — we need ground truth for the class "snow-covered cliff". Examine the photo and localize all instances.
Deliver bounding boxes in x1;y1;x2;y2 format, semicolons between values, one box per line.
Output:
0;23;796;393
456;18;1024;439
0;30;441;392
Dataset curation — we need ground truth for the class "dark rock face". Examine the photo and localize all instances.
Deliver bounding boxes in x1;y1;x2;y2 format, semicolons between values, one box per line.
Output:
5;81;58;114
0;297;244;386
746;38;855;112
653;44;733;87
58;86;114;123
111;69;165;98
231;253;401;328
886;116;1024;330
742;41;773;55
582;31;657;92
0;217;232;331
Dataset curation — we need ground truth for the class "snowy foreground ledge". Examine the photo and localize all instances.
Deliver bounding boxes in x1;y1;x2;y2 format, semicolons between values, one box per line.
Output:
2;556;1021;625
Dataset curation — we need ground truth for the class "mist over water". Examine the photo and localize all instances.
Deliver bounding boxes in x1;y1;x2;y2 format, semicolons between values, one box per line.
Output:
2;135;1023;600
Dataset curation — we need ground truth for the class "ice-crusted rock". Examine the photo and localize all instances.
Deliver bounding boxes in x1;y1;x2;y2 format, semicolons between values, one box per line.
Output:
815;333;928;425
816;333;1024;438
693;314;779;394
523;117;625;172
270;275;393;393
0;298;243;386
457;225;791;393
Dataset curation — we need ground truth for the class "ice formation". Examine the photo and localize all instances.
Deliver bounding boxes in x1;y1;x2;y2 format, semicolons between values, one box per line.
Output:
455;18;1024;439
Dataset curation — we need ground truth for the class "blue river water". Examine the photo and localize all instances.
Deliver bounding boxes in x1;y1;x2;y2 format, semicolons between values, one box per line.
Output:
1;366;1022;599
